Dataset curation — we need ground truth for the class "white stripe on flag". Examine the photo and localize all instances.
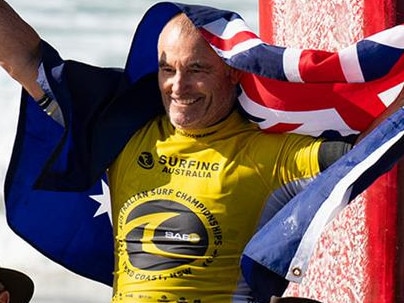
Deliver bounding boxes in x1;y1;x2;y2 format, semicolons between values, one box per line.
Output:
378;82;404;108
209;38;263;59
286;125;404;283
238;87;357;136
366;24;404;49
202;17;255;39
338;44;365;82
283;48;304;82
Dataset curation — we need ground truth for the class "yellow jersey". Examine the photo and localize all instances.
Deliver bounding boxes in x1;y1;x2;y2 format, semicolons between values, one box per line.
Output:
108;111;322;303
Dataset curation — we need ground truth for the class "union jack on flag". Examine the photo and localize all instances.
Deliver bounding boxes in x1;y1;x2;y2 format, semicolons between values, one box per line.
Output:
4;2;404;301
195;10;404;136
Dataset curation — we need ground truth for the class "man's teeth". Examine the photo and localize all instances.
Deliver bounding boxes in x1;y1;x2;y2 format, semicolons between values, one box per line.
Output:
175;99;197;105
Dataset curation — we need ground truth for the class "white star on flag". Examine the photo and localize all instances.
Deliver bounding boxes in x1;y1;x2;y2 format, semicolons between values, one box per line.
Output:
90;179;112;225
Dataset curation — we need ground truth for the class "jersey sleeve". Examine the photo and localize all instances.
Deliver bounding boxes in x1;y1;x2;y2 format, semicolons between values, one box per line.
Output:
318;140;353;171
251;133;323;218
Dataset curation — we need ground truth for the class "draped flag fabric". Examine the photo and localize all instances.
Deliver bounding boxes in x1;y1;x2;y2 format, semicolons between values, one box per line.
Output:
198;12;404;136
241;106;404;300
4;0;404;297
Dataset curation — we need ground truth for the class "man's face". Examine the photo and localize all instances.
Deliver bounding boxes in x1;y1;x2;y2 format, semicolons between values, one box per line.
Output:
157;18;240;130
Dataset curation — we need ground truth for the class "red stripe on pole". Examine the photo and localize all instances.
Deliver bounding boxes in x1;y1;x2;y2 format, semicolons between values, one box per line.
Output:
364;0;395;35
365;169;398;303
258;0;274;43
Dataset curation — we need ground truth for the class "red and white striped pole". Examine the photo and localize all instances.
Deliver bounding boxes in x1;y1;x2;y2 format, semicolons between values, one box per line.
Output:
258;1;401;302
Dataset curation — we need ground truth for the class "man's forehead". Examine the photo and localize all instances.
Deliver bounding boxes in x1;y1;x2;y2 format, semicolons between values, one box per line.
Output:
157;37;221;67
159;23;200;44
158;30;211;55
158;55;212;68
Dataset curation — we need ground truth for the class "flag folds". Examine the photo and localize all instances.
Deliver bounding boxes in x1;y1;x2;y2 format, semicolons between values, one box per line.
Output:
4;1;404;297
241;107;404;299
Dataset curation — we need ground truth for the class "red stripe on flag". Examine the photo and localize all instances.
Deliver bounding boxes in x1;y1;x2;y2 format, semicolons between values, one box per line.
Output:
199;27;259;51
240;73;386;132
299;49;347;82
265;122;303;133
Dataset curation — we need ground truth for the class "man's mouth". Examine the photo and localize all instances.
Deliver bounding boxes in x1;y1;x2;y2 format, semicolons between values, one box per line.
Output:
172;98;200;105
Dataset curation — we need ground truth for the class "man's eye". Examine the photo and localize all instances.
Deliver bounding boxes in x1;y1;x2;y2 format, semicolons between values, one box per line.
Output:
190;67;209;74
160;67;175;73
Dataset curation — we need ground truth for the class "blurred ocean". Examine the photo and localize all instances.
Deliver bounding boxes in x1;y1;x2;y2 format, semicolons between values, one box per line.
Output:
0;0;258;302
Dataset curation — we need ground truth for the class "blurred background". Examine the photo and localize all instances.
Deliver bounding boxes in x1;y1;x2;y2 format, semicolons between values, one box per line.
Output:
0;0;258;302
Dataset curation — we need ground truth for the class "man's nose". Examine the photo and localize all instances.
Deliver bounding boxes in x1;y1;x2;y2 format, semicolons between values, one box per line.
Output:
171;72;189;94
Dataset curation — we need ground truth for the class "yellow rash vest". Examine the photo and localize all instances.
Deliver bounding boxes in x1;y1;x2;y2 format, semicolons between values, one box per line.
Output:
108;111;322;303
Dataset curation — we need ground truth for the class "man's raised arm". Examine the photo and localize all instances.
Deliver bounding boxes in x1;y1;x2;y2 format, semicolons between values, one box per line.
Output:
0;0;44;99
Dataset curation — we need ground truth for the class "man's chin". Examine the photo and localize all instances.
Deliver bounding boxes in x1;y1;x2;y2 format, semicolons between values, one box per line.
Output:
170;115;199;130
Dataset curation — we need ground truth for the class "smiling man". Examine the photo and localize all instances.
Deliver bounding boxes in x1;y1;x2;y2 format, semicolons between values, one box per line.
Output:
1;1;404;303
107;13;325;303
157;15;241;130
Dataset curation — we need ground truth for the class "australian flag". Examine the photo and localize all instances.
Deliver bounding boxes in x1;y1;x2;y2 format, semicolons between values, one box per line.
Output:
4;1;404;297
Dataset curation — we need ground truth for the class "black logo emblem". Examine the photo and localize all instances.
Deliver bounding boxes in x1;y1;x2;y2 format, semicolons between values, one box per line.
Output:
137;152;154;169
158;296;170;303
125;200;209;270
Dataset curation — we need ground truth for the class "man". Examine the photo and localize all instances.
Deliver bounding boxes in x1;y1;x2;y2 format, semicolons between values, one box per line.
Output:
1;1;403;303
0;267;34;303
108;13;328;303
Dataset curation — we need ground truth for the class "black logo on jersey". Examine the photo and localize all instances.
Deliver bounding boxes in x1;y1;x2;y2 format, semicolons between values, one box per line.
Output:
158;296;170;303
125;200;209;270
137;152;154;169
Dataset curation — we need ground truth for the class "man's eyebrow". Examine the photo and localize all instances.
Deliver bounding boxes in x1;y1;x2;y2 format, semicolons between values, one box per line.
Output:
189;61;213;69
158;60;213;70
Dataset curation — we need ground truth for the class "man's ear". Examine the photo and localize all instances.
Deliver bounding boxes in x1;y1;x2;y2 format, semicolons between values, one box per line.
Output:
0;290;10;303
229;67;243;85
